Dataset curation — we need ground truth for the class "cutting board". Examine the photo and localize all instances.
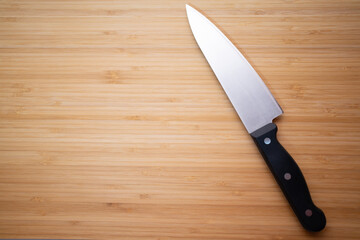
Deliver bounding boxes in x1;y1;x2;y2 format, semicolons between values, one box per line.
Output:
1;0;359;239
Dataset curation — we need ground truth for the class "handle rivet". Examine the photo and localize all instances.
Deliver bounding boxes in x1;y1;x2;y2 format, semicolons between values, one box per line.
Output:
284;173;291;180
264;137;271;145
305;209;313;217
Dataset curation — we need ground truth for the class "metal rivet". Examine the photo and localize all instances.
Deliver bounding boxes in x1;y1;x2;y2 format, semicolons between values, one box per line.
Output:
305;209;313;217
264;137;271;145
284;173;291;180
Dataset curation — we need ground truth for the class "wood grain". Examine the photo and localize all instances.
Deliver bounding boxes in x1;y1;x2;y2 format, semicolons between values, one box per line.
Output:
0;0;360;239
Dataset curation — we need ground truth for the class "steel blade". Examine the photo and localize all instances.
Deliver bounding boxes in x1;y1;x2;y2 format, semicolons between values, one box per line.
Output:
186;5;283;133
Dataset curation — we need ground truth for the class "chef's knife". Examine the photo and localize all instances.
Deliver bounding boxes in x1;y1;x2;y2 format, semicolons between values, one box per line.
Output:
186;5;326;232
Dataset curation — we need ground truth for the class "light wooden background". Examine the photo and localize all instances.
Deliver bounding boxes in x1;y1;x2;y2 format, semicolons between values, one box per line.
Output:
1;0;360;239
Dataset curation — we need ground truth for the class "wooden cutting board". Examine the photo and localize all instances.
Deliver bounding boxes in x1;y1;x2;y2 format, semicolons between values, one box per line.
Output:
1;0;359;239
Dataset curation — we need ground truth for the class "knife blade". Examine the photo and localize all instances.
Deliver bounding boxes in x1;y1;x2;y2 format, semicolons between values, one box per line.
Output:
186;4;326;232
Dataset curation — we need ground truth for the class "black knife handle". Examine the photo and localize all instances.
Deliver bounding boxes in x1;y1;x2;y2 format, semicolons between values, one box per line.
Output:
250;123;326;232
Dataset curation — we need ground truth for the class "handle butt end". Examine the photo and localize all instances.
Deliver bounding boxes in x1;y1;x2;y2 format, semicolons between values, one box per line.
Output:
300;206;326;232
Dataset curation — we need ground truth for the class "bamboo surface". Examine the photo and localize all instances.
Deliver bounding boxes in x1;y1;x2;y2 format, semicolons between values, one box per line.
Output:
1;0;360;239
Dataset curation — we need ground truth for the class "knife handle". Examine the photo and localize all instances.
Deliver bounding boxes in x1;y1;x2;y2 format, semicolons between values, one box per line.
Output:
250;123;326;232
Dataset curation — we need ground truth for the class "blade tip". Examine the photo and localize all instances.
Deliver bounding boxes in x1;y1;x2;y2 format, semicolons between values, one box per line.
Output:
185;4;195;13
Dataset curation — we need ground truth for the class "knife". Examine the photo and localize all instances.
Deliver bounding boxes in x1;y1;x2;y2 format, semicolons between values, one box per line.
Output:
186;5;326;232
